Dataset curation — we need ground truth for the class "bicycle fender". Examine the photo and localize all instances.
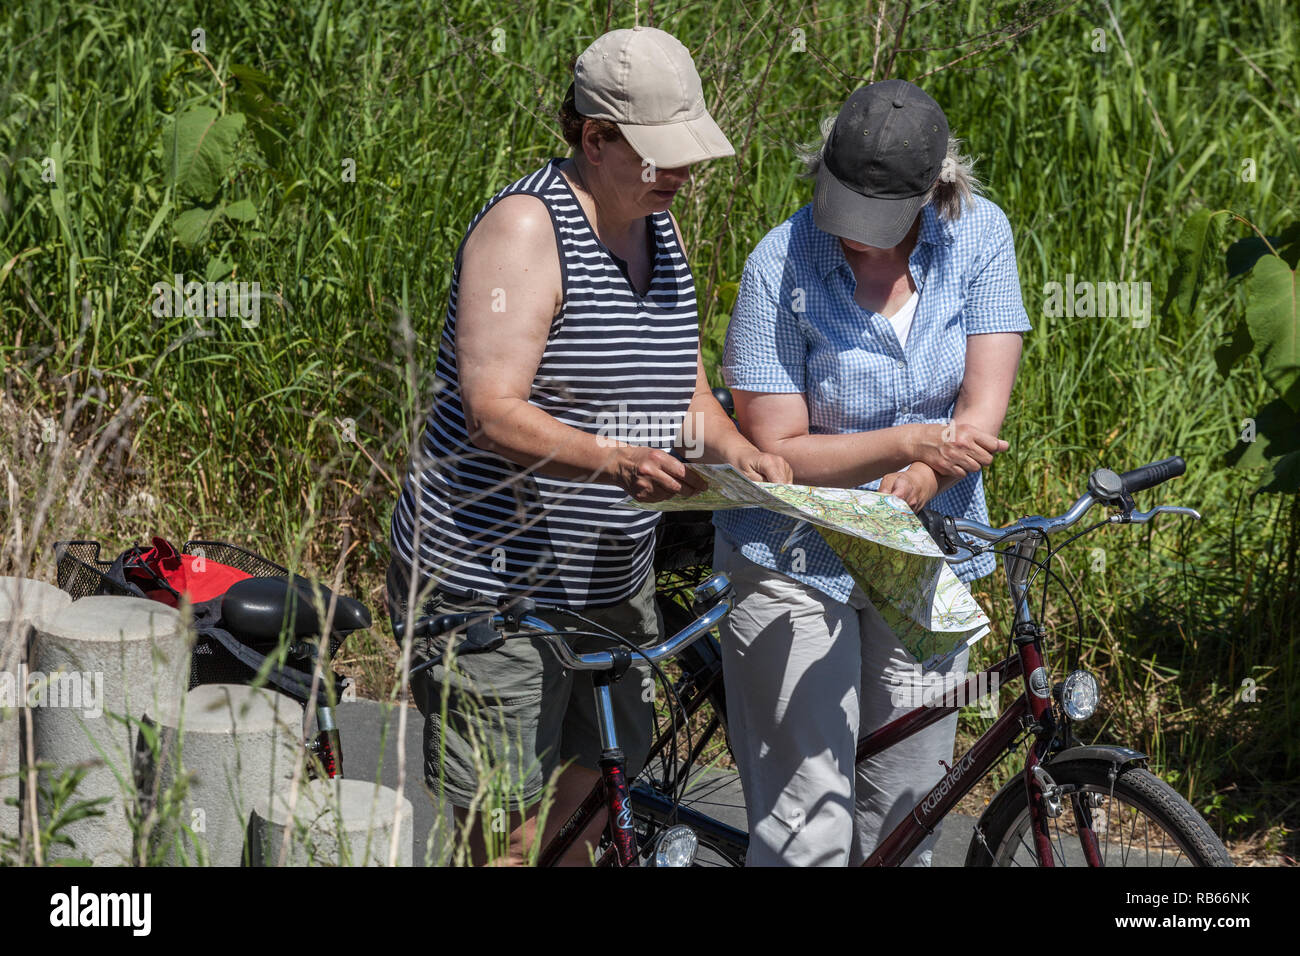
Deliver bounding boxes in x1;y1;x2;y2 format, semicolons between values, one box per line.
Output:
1045;744;1149;770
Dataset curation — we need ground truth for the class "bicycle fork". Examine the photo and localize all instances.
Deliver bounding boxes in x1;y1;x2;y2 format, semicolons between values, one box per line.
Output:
1021;733;1103;867
593;673;638;867
1005;534;1104;867
1003;534;1057;866
310;702;344;778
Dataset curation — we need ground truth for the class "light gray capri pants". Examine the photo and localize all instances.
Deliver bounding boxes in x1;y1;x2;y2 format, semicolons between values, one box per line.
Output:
713;533;972;866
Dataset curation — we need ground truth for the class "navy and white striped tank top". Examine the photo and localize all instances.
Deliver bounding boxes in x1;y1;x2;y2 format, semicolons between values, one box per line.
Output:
390;159;700;608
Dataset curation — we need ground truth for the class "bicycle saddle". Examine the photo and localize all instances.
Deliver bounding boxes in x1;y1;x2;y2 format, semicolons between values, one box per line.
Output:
712;387;735;418
220;576;372;642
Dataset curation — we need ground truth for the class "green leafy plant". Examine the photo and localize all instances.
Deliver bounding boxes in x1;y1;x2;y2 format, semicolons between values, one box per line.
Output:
0;763;111;866
161;61;289;252
1167;210;1300;492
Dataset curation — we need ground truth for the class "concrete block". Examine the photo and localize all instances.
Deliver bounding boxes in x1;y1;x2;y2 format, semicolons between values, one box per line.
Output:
148;683;304;866
0;578;72;847
29;596;190;865
248;777;414;866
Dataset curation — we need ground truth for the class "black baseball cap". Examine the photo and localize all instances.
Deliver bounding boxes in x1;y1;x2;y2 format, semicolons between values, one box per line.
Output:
813;80;949;248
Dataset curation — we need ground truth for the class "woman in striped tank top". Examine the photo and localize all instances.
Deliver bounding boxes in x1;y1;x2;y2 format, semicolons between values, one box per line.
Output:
387;27;790;865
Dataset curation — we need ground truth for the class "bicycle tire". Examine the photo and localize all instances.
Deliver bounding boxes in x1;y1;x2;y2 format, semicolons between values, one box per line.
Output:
966;759;1232;867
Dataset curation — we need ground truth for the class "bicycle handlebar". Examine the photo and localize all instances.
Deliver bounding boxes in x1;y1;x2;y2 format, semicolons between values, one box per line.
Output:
918;456;1199;559
1118;455;1185;495
392;574;734;673
392;458;1192;663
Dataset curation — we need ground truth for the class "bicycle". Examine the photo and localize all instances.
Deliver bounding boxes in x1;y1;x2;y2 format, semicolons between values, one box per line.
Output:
633;454;1233;867
391;572;737;866
54;539;370;780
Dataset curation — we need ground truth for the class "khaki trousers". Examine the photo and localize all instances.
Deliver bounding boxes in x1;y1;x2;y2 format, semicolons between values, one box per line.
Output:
713;534;970;866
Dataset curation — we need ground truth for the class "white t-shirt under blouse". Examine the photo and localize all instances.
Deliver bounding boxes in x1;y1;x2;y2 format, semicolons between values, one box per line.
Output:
884;291;919;349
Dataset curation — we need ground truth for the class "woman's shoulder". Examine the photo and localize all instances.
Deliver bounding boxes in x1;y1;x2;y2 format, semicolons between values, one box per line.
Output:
500;158;568;198
470;193;554;242
947;194;1015;246
465;160;565;226
744;203;818;271
457;178;560;272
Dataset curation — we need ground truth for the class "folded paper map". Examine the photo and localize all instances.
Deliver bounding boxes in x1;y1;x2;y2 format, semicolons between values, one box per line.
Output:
617;464;991;668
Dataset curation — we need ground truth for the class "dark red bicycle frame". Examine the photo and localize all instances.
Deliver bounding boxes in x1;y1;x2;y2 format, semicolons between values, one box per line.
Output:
535;750;638;867
535;641;730;867
537;638;1070;867
860;636;1071;866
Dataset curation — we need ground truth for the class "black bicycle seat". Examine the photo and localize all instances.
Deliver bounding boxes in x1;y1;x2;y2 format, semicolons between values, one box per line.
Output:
220;576;372;642
712;387;735;419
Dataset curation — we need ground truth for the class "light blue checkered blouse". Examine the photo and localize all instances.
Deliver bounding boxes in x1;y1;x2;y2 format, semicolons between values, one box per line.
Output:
713;196;1031;603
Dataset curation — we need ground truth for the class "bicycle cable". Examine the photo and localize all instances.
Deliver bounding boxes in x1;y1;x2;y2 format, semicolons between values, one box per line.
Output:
966;535;1089;703
1047;518;1111;673
544;608;696;818
946;523;1070;670
949;512;1115;749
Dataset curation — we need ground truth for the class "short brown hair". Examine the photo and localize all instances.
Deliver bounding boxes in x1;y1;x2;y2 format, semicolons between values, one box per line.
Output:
558;82;624;152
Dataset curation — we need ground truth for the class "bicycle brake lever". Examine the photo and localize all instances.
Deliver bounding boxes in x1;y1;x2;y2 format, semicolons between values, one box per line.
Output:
1112;505;1201;524
918;508;962;556
457;618;505;654
497;595;537;632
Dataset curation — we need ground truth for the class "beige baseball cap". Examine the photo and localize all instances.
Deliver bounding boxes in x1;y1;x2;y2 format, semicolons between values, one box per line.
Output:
574;26;735;168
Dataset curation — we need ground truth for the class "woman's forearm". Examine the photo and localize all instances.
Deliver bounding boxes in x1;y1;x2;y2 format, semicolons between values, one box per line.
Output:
908;397;1012;496
764;426;920;488
467;397;625;483
686;401;754;466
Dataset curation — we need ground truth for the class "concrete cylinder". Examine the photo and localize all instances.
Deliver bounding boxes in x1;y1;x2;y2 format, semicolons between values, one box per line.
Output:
0;577;72;845
149;684;305;866
248;777;414;866
29;596;190;865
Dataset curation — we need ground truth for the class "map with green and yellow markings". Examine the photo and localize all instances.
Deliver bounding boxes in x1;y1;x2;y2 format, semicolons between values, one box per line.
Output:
619;464;991;666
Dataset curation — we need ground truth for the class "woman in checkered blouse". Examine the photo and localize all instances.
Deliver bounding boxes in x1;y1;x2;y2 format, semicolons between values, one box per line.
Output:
712;80;1031;866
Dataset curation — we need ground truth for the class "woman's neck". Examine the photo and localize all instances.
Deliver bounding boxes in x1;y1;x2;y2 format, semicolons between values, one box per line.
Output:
838;216;921;276
563;155;644;248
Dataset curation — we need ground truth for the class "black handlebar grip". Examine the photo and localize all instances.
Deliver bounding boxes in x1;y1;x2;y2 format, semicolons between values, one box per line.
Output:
1118;456;1185;495
712;386;735;419
917;507;959;556
392;611;477;641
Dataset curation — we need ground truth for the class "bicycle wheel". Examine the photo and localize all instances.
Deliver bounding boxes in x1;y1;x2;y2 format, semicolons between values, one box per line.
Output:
966;760;1232;867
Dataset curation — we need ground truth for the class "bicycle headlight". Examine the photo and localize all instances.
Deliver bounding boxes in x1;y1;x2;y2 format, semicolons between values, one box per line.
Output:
1058;670;1099;721
653;825;699;867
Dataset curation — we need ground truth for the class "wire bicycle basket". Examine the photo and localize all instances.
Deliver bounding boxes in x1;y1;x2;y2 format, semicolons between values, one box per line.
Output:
53;538;349;692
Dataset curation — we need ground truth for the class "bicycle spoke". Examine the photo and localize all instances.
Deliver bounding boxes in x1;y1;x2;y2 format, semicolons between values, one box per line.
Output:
1050;816;1068;866
1015;829;1035;865
1100;804;1110;867
1123;801;1139;865
999;783;1207;867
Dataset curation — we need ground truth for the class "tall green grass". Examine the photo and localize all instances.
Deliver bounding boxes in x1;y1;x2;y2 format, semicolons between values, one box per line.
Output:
2;0;1296;857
